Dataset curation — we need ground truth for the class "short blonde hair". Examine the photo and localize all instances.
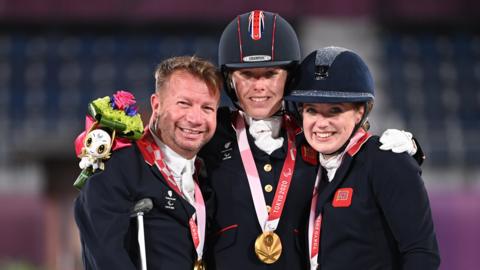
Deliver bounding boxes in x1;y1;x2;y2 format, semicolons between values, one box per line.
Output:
154;56;222;97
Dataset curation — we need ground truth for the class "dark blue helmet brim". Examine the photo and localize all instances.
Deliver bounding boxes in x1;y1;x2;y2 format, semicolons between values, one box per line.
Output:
285;89;374;103
224;60;297;70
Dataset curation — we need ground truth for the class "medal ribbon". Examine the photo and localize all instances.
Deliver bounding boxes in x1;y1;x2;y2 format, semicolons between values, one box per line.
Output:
234;112;297;232
139;129;206;260
308;129;371;269
308;171;322;270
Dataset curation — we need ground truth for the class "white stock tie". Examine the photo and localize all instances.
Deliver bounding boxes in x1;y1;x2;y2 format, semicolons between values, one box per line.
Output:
247;116;284;155
181;165;195;205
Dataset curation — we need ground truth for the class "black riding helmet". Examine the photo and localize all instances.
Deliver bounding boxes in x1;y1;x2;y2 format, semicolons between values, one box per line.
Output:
218;10;301;105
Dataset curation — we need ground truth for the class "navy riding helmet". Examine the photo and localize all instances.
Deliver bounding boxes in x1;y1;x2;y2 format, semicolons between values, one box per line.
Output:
285;46;374;104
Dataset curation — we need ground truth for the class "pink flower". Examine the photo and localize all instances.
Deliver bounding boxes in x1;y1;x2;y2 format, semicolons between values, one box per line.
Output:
113;90;136;110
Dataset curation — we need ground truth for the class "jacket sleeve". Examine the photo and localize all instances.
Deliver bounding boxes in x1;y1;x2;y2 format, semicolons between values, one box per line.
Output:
74;150;137;270
371;151;440;270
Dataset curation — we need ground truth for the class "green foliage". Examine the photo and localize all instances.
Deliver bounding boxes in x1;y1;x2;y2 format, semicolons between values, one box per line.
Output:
89;96;144;140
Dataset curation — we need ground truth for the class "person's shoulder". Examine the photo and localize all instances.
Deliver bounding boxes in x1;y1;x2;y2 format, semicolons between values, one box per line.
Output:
217;106;231;115
361;135;381;152
81;143;143;191
200;107;235;158
362;135;427;201
361;135;421;173
95;143;143;177
108;143;140;163
362;135;407;158
216;106;234;125
213;106;237;138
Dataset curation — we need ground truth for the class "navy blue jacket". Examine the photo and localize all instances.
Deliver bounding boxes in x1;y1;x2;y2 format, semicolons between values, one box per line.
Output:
314;135;440;270
74;141;209;270
199;107;318;270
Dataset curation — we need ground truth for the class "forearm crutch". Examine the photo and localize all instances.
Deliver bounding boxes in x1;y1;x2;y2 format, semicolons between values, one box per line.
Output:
131;198;153;270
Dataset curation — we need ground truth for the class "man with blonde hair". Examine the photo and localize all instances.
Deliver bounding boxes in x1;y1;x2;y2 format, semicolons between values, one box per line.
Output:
75;56;222;270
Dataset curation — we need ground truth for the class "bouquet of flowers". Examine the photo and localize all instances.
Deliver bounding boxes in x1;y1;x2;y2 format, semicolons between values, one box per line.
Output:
74;90;144;189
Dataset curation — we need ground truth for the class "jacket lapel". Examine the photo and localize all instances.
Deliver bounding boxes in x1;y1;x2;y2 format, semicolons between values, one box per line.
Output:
315;132;372;215
149;164;196;219
137;135;196;221
315;156;354;216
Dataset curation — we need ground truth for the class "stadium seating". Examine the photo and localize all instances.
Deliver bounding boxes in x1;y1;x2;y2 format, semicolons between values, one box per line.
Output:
0;30;478;169
383;32;480;167
0;32;222;159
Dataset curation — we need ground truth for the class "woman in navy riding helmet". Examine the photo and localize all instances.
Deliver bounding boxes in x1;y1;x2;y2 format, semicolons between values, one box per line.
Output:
285;47;440;270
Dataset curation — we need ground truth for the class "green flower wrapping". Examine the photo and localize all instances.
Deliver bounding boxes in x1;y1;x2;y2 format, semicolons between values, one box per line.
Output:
89;96;144;140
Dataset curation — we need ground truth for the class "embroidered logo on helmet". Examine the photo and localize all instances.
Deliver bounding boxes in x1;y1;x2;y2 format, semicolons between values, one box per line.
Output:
248;10;265;40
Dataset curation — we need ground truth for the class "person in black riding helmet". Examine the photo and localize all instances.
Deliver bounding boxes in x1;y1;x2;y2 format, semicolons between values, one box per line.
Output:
199;10;421;270
200;11;316;269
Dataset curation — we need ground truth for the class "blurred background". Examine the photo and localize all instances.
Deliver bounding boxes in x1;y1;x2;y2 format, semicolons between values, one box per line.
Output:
0;0;479;269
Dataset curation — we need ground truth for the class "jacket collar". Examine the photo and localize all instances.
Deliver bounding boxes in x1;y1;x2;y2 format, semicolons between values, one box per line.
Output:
136;129;196;218
315;131;372;216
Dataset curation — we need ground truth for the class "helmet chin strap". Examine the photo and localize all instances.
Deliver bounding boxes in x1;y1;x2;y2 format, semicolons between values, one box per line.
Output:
226;66;293;116
272;101;287;117
227;75;244;111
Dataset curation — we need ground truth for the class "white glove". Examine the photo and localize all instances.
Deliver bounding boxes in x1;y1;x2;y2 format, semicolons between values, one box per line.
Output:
379;129;417;156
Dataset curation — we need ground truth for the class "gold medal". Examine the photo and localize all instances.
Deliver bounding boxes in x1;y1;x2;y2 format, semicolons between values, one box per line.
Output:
193;260;205;270
254;231;282;264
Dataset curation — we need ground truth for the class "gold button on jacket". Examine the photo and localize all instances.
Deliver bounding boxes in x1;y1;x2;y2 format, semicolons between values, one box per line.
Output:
263;164;272;172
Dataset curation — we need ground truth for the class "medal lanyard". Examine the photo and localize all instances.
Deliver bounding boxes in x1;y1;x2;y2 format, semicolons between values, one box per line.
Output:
142;130;206;260
308;170;322;270
234;112;297;232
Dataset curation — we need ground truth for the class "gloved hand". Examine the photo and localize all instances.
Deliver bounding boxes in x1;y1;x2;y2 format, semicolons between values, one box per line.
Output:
379;129;417;156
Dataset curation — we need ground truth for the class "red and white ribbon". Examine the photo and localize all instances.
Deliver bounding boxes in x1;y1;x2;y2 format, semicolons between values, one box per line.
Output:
308;171;322;270
138;130;206;260
234;112;297;233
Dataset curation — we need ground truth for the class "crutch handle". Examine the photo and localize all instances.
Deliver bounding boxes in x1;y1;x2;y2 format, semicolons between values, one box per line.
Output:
131;198;153;217
131;198;153;270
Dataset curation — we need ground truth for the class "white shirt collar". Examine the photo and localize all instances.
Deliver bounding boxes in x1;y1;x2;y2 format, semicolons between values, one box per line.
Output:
319;152;345;182
151;131;195;177
319;129;367;182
